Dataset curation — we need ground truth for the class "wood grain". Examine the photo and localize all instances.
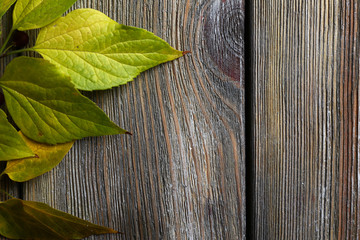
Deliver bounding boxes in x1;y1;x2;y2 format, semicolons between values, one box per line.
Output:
0;9;23;240
252;0;359;239
6;0;246;239
338;1;360;238
0;6;21;202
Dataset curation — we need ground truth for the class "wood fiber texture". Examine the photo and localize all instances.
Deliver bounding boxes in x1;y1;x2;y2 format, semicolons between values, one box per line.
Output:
0;7;20;202
252;0;359;239
0;0;244;239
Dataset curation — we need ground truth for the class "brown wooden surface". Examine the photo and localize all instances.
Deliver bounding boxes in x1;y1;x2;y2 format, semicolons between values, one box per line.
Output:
0;0;244;239
252;0;359;239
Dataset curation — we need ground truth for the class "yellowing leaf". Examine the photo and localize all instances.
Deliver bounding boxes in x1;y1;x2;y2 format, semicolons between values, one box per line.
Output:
33;8;184;90
2;132;73;182
0;109;34;161
0;57;128;145
12;0;77;30
0;198;119;239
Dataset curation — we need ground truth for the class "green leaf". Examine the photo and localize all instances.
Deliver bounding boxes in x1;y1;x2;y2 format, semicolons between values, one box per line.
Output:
0;198;119;239
0;0;17;37
0;0;16;18
2;132;74;182
12;0;77;30
0;56;128;145
33;8;184;91
0;109;34;161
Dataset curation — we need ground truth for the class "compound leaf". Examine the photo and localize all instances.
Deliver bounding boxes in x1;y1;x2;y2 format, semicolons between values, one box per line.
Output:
0;109;34;161
0;57;128;145
0;198;119;239
2;132;74;182
33;8;184;90
12;0;77;30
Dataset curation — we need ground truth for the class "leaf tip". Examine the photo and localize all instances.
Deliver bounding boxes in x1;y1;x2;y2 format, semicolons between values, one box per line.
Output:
104;227;124;234
182;50;192;56
125;131;133;136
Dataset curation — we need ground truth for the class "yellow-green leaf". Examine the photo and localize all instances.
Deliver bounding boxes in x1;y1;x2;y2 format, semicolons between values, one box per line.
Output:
2;132;74;182
0;0;17;37
0;0;16;18
0;109;34;161
0;57;128;145
0;198;119;239
33;8;184;90
12;0;77;30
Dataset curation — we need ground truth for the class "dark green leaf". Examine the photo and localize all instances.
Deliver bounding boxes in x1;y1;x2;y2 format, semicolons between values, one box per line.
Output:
0;198;119;239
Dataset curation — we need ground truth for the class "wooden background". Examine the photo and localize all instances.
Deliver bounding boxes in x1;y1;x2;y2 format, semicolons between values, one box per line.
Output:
1;0;360;239
251;0;359;239
1;0;245;239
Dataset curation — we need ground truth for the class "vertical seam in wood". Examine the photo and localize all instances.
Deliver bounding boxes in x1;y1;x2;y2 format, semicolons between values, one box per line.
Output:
245;0;254;239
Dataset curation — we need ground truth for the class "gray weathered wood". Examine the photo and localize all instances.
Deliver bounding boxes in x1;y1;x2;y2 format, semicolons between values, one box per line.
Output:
252;0;359;239
0;9;23;240
14;0;245;239
0;7;20;203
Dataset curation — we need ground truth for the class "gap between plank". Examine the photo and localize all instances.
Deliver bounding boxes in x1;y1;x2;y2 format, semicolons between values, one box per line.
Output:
244;0;254;239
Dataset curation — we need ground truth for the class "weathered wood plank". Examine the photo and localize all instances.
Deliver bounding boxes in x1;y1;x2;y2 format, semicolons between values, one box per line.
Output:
0;7;20;202
0;8;22;240
252;0;359;239
338;1;360;238
20;1;245;239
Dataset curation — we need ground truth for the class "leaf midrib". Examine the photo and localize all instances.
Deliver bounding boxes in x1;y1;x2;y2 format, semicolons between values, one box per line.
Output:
1;85;117;135
34;38;172;55
13;0;43;29
35;48;171;71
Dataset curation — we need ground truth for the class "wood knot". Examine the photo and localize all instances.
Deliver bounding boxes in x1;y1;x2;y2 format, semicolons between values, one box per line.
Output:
220;8;243;56
203;0;244;81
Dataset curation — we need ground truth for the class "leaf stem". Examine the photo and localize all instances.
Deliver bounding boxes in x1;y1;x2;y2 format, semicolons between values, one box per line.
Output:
0;48;33;59
0;189;14;199
0;44;15;59
0;29;15;54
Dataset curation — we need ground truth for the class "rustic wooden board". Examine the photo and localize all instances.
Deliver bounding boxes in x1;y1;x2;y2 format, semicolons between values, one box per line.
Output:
8;0;246;239
0;7;20;202
252;0;359;239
